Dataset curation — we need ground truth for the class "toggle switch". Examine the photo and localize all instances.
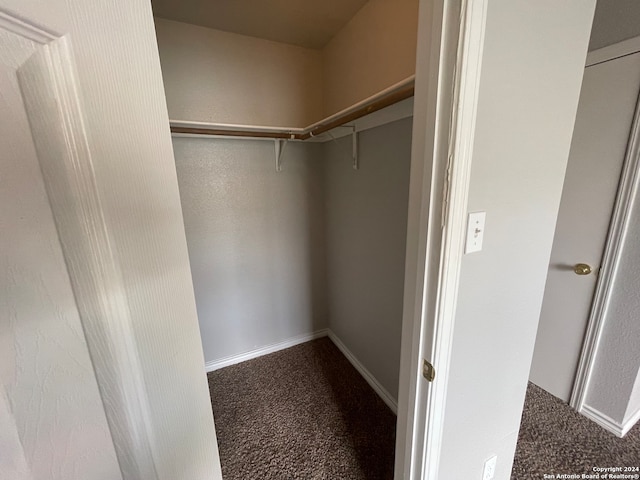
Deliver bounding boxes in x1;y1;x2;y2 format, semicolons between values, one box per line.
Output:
465;211;486;254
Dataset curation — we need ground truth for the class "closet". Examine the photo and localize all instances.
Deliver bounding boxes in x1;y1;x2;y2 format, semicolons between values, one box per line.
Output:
151;0;420;476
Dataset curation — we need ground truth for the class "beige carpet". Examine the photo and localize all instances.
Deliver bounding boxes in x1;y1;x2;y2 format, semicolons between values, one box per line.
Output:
512;382;640;479
207;337;396;480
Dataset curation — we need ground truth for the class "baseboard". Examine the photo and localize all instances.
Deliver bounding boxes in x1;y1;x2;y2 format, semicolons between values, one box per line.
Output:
205;329;328;372
327;329;398;414
581;404;625;438
622;405;640;436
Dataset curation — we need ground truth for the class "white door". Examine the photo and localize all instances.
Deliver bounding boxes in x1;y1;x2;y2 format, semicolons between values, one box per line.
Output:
530;50;640;401
0;27;121;480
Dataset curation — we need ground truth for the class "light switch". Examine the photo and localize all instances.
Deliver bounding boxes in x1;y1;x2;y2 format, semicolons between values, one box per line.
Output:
465;211;486;254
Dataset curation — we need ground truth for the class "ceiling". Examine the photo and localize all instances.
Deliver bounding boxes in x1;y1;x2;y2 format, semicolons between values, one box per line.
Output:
589;0;640;51
150;0;369;49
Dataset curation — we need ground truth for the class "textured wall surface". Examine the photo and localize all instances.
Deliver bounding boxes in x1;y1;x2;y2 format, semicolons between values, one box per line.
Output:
173;138;328;363
0;28;121;480
0;0;224;479
155;18;323;127
154;0;419;126
438;1;595;479
324;118;412;400
322;0;419;117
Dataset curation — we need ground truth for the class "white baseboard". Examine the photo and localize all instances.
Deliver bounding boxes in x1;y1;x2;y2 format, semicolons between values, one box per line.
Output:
622;405;640;436
327;329;398;414
205;329;328;372
581;404;625;437
204;327;398;415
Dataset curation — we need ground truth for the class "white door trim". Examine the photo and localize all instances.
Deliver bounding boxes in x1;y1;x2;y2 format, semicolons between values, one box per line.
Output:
395;0;488;478
586;35;640;67
570;85;640;413
14;16;158;479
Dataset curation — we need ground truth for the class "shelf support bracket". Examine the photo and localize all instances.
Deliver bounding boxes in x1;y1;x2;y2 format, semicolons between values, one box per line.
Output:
351;126;359;170
275;139;288;172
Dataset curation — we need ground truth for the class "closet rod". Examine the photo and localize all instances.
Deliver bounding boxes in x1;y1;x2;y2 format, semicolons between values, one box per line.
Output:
169;127;295;139
170;78;415;140
300;83;414;140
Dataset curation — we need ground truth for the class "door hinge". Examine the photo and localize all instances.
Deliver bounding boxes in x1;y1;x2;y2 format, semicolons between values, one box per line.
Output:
423;359;436;382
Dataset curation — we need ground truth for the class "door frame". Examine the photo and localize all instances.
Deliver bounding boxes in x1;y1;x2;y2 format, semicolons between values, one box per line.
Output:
570;36;640;422
395;0;488;478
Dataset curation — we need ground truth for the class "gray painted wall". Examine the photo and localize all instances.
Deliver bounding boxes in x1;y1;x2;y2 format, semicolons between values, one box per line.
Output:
324;118;412;400
589;0;640;51
172;117;412;400
437;1;595;478
173;138;328;363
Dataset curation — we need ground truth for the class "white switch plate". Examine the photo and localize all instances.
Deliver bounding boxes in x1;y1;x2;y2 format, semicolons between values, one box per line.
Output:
483;455;497;480
465;211;486;254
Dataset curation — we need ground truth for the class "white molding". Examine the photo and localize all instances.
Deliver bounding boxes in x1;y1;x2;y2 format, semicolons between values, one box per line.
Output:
395;0;488;477
419;1;488;479
622;405;640;436
0;9;57;44
18;37;158;480
205;330;328;372
570;83;640;412
326;330;398;414
580;404;624;437
586;35;640;67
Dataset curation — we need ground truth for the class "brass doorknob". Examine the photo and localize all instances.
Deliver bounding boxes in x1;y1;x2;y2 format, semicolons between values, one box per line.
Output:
574;263;592;275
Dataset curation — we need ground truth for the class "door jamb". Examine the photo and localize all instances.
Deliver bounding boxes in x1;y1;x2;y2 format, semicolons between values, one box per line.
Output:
570;40;640;412
395;0;488;478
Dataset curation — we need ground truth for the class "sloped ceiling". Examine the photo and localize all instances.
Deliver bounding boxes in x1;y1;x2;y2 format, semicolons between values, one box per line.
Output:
589;0;640;51
151;0;369;49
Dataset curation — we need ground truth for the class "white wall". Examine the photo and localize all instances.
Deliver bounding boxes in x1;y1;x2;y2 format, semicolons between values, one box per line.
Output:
155;1;419;125
154;18;323;127
0;1;223;479
0;29;120;480
585;190;640;424
322;0;419;117
437;1;595;479
324;118;412;400
173;138;328;364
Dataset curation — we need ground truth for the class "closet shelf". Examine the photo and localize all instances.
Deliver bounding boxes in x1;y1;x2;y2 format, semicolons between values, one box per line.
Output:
170;76;415;141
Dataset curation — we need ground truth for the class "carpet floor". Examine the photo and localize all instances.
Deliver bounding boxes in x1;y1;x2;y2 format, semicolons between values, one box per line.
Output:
511;382;640;479
207;337;396;480
208;342;639;479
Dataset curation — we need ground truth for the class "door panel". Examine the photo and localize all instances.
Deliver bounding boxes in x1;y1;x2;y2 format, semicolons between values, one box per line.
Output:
0;28;121;480
530;52;640;401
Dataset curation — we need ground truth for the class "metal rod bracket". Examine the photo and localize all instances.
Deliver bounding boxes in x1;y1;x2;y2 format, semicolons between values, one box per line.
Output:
351;126;359;170
275;139;288;172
